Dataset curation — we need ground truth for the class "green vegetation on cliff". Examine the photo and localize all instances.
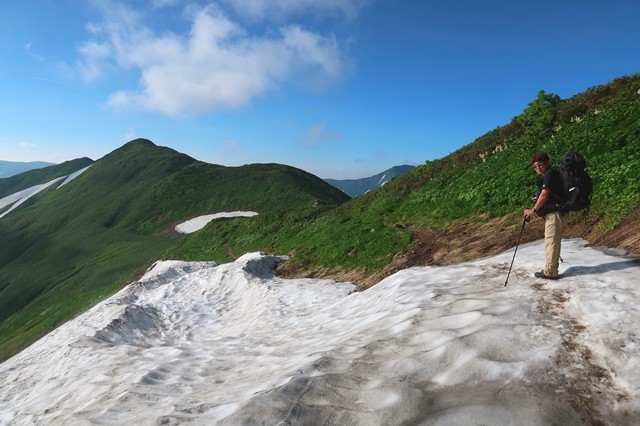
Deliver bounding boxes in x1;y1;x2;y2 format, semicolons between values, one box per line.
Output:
169;74;640;273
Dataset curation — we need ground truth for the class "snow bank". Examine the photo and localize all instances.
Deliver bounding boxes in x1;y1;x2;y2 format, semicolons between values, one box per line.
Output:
175;211;259;234
0;177;66;219
1;239;639;425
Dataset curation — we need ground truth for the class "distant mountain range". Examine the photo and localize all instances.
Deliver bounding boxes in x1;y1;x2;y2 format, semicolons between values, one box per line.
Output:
325;165;415;197
0;160;55;178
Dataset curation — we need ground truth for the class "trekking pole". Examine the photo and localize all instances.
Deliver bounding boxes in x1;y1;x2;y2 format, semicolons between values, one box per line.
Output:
505;215;530;287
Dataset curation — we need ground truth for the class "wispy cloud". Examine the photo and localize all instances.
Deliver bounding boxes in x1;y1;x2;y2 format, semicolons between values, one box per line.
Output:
76;40;112;82
124;129;137;142
18;140;37;150
24;43;46;62
151;0;181;9
299;123;341;148
72;1;357;117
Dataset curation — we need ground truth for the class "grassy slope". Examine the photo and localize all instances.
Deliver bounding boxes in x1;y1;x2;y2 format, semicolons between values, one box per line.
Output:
168;74;640;276
1;74;638;361
0;139;349;361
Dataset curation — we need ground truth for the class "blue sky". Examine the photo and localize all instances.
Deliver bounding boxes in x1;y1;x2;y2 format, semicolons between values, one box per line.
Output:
1;0;639;179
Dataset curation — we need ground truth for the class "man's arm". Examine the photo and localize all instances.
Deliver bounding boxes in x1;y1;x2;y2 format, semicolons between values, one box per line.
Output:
524;188;551;218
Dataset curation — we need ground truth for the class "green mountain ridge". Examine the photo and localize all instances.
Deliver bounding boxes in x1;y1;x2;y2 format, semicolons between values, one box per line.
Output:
1;73;639;362
0;140;349;360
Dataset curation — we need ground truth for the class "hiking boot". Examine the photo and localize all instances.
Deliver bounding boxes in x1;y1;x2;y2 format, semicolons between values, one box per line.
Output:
534;271;559;280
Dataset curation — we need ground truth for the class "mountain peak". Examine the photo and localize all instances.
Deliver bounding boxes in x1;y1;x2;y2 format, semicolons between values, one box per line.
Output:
126;138;156;147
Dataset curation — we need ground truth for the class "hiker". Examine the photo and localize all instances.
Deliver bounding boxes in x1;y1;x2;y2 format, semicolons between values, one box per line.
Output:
523;152;566;279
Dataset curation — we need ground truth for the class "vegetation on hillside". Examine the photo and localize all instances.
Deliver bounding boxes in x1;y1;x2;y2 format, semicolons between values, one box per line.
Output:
168;74;640;273
1;74;638;362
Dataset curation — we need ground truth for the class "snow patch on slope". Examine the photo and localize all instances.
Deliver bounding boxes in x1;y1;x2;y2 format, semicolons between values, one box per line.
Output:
1;240;639;424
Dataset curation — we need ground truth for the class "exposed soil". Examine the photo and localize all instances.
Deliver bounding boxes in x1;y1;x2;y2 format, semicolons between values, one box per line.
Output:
588;205;640;251
277;206;640;290
532;283;631;424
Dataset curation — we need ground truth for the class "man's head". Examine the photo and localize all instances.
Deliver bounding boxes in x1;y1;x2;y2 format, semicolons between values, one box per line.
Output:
531;152;551;174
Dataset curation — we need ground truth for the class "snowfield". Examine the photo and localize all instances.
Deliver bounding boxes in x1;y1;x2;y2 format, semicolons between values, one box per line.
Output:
0;166;91;219
1;235;639;425
175;211;259;234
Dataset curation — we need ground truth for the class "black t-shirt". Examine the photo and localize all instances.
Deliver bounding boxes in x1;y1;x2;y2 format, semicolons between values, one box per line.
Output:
536;167;564;212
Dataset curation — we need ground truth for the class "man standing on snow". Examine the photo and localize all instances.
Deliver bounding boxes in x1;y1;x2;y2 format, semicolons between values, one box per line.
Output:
523;152;566;279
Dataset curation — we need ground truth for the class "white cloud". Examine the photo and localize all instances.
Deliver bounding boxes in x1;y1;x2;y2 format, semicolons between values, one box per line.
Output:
75;2;352;117
299;123;341;148
281;26;347;89
76;40;112;82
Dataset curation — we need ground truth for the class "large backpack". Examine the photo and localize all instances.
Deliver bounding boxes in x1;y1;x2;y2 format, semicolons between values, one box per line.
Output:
555;151;593;212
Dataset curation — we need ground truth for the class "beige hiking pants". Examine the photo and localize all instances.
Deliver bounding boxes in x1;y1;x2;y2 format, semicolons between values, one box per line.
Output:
544;211;566;277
